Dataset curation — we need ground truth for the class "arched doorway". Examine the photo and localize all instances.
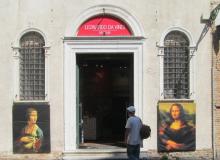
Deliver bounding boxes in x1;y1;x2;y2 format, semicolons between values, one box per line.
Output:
63;5;144;151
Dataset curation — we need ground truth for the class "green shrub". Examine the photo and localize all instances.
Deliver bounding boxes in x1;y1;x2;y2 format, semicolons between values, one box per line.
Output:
160;154;169;160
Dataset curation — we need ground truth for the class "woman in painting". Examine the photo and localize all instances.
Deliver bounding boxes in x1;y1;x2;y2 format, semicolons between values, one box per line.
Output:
158;103;195;152
16;107;43;153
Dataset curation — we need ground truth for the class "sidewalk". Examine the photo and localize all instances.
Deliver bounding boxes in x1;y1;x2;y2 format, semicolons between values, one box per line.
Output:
0;149;213;160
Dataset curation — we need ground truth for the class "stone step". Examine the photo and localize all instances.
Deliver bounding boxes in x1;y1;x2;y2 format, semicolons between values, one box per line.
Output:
62;150;160;160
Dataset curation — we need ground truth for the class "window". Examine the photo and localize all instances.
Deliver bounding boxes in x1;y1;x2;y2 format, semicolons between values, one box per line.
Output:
163;31;190;99
19;32;45;100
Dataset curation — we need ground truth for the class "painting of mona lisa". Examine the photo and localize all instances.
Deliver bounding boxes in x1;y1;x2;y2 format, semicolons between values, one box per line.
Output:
158;102;196;152
13;104;50;153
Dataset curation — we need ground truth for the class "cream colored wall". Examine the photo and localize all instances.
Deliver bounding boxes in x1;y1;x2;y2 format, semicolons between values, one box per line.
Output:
0;0;212;153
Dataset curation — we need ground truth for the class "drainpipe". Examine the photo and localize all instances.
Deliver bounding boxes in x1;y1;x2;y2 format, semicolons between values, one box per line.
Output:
211;22;216;160
211;36;215;160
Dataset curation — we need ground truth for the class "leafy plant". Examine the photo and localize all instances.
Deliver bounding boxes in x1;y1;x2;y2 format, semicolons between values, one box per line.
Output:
160;154;169;160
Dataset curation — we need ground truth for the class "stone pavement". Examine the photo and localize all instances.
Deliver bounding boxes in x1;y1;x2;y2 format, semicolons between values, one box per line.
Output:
62;151;213;160
0;149;214;160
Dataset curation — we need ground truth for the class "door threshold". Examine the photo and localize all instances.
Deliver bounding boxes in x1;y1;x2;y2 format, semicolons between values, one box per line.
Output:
79;141;126;150
71;148;126;153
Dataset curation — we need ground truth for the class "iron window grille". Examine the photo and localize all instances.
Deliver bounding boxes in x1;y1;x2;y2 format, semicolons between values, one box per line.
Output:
19;32;45;100
163;31;190;99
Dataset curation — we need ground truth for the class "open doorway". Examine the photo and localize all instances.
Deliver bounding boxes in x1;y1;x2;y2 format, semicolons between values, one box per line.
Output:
76;53;133;149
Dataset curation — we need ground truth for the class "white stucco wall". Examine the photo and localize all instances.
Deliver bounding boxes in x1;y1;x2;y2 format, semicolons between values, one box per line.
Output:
0;0;212;154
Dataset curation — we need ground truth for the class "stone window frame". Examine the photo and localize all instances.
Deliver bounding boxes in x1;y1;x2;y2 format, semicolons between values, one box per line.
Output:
12;28;50;102
157;27;196;100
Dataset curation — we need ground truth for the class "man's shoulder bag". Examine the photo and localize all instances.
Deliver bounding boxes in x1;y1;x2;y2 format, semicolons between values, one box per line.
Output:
140;124;151;139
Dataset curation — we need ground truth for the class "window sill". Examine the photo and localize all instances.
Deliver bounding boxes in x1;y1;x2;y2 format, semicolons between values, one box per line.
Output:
13;100;49;105
158;99;194;103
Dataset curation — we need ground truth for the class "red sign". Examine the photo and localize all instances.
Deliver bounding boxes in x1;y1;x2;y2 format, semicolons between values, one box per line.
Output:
77;16;132;36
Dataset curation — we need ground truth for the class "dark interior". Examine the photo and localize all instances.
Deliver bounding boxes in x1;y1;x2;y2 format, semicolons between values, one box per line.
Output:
76;53;133;147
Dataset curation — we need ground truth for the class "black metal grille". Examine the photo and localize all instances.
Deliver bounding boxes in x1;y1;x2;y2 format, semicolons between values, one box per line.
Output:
164;31;190;99
19;32;45;100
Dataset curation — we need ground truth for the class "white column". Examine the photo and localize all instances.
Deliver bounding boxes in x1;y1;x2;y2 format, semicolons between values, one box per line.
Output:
64;42;77;151
12;46;20;101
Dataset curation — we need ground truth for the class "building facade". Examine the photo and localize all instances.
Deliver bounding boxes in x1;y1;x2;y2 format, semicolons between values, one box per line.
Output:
0;0;215;159
212;1;220;159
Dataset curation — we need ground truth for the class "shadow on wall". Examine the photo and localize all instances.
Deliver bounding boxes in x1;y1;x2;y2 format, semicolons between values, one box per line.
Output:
213;25;220;55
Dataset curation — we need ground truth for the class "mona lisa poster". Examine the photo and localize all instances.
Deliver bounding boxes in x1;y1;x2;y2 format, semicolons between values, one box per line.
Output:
13;104;50;153
158;102;196;152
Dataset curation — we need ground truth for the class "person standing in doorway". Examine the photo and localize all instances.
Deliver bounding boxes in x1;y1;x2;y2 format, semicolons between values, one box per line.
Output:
125;106;142;160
